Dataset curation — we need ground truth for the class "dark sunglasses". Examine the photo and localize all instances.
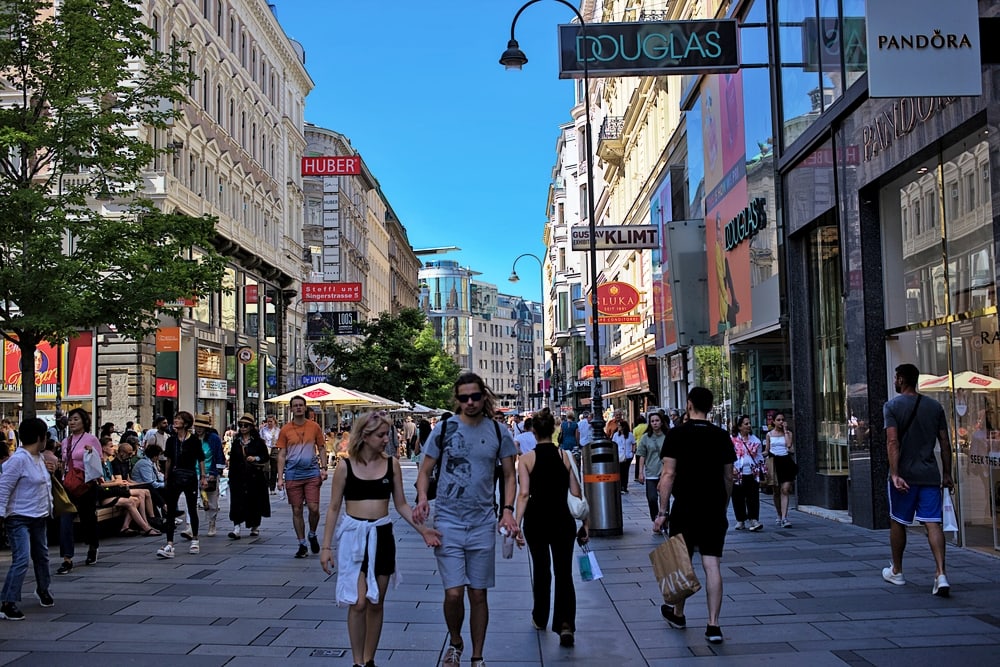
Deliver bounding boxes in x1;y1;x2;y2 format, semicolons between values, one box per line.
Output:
238;423;253;428
457;392;483;403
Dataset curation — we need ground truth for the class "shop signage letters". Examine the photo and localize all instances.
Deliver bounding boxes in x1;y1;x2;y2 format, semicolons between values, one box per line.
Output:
861;96;958;161
198;377;228;399
301;156;361;176
571;224;659;251
302;282;362;302
595;281;640;316
558;20;739;78
865;0;981;97
725;198;767;251
156;378;178;398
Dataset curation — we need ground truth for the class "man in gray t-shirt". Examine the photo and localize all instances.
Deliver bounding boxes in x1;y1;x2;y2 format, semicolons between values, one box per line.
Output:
413;373;518;667
881;363;953;597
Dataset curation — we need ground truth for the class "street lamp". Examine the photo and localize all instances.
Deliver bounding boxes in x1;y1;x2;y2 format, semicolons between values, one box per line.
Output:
501;0;607;437
509;252;553;411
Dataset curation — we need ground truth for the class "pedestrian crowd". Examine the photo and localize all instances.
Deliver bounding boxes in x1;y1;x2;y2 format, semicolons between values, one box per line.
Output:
0;363;956;667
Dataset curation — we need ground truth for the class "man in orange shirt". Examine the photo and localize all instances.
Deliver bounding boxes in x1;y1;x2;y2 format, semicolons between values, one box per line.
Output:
276;395;327;558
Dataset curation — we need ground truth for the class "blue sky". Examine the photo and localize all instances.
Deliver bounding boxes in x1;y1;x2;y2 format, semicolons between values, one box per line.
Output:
276;0;577;301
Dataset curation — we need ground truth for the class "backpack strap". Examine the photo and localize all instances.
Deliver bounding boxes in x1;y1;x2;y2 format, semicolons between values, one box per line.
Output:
436;414;450;467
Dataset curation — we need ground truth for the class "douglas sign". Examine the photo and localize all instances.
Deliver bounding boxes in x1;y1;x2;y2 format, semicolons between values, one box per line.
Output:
559;20;739;78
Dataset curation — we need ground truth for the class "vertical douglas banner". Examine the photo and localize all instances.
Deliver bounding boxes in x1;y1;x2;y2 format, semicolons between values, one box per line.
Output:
703;71;750;336
650;174;676;351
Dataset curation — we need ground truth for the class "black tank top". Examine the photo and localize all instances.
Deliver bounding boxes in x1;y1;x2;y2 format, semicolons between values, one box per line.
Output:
342;458;393;501
527;445;571;518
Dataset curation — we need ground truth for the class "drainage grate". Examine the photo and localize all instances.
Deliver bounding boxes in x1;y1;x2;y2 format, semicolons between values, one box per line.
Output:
310;649;347;658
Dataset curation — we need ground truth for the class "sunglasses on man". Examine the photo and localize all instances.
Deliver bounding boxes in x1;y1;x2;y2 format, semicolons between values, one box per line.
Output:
457;392;483;403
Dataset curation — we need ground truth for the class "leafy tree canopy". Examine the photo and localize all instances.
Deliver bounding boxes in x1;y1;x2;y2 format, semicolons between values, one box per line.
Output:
0;0;226;416
312;308;460;407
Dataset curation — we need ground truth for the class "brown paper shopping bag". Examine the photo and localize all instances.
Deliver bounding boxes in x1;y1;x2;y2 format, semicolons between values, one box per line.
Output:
649;534;701;604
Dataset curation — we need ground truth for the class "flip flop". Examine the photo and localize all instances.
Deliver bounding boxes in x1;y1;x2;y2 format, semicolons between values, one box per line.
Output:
143;528;162;536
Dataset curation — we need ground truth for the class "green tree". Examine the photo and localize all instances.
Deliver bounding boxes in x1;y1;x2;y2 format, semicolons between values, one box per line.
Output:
312;308;459;406
415;324;461;408
694;345;731;422
0;0;225;417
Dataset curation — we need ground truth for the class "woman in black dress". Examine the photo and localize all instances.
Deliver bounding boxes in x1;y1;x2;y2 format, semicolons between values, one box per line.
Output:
227;413;271;539
514;408;589;647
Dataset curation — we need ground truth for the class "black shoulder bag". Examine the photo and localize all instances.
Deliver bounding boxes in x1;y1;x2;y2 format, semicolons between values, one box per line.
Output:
896;394;923;445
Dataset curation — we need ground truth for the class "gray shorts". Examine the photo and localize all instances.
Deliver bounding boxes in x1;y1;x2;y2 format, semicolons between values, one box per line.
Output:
434;519;497;590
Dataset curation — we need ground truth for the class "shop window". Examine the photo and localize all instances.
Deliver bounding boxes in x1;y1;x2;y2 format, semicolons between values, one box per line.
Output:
777;0;867;149
808;221;847;475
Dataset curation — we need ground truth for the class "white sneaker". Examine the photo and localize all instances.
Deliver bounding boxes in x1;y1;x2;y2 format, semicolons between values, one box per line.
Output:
189;540;200;554
207;521;216;537
932;574;950;597
882;565;905;586
748;520;763;532
156;544;175;559
734;521;746;530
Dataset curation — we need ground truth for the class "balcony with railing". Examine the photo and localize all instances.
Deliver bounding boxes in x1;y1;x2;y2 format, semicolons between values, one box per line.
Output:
597;116;625;164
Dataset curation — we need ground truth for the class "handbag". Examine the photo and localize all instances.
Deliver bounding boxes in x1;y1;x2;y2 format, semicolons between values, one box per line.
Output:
63;465;89;498
649;533;702;604
50;474;78;516
170;467;197;489
566;451;589;520
576;544;603;582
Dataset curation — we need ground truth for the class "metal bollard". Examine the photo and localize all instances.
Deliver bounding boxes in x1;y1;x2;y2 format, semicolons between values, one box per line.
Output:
581;436;623;536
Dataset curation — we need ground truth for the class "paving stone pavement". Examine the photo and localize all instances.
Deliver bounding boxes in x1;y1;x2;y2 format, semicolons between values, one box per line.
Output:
1;460;999;666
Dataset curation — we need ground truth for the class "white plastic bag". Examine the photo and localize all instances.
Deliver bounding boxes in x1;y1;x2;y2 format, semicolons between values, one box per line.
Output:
942;490;958;534
276;485;287;502
83;446;103;483
577;545;603;582
218;477;230;497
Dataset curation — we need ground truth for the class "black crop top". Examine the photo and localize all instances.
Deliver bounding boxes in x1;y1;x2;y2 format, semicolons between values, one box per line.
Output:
342;458;393;501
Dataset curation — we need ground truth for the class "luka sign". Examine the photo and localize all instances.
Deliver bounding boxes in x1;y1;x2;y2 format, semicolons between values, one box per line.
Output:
558;20;739;78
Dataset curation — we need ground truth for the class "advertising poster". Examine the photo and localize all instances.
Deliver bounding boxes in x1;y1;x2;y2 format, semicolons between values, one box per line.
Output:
2;339;59;399
702;71;750;336
650;174;676;350
701;76;725;194
66;331;93;398
707;181;751;335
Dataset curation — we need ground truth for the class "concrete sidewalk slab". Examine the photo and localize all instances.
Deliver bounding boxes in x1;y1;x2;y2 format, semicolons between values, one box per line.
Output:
1;460;998;665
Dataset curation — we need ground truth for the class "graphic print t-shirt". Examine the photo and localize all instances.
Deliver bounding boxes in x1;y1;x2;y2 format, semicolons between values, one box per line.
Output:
424;417;517;524
276;420;325;481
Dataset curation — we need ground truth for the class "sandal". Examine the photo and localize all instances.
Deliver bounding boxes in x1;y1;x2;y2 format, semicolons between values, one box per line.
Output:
120;528;140;537
143;528;162;536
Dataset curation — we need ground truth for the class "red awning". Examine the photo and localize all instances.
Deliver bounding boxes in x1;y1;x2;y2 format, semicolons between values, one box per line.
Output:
578;365;624;381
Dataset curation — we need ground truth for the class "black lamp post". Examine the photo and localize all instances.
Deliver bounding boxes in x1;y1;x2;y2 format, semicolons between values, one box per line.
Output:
501;0;607;436
509;252;553;411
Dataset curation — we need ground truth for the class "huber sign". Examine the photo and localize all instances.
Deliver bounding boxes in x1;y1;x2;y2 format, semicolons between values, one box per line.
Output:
301;156;362;176
558;20;739;79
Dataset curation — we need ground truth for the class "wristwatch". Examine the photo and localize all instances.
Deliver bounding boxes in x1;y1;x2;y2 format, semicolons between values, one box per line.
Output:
502;504;515;513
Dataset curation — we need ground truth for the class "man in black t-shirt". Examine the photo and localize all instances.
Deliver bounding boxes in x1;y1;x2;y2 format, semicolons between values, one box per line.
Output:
652;387;736;646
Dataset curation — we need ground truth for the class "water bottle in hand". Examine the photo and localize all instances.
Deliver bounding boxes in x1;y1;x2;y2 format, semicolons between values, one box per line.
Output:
500;527;514;559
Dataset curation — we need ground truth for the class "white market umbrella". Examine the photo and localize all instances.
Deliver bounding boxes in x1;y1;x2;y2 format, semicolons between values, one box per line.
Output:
919;371;1000;392
265;382;378;407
